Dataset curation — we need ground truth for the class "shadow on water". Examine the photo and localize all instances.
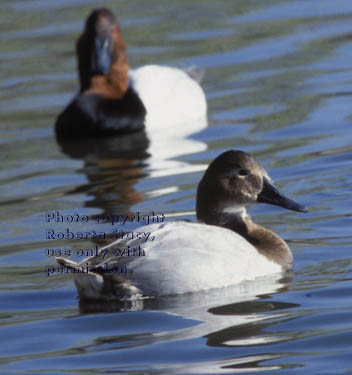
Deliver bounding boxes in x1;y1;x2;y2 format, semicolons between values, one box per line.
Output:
76;273;295;336
0;273;303;374
57;131;151;216
66;274;301;373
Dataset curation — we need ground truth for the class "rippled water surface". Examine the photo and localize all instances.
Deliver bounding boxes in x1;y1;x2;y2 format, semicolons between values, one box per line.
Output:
1;0;352;374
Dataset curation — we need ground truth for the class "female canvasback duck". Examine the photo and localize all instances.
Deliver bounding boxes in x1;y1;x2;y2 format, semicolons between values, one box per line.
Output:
55;8;207;139
57;150;306;300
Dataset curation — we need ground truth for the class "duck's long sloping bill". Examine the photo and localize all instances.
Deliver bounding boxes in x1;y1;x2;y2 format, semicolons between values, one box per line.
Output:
258;177;307;213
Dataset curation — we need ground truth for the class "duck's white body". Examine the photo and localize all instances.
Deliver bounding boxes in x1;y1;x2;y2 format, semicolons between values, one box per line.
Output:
64;221;281;299
112;221;280;294
130;65;207;131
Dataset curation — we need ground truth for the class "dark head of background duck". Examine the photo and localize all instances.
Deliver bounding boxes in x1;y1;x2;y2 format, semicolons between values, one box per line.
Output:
76;8;129;98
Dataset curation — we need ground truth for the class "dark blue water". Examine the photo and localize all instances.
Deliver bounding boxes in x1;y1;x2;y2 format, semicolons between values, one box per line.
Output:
1;0;352;374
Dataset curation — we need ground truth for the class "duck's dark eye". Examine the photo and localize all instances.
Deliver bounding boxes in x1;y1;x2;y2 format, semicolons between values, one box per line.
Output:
238;169;249;177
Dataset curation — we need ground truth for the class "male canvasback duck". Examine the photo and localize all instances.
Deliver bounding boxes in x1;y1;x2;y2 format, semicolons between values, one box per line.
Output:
57;150;307;300
55;8;207;139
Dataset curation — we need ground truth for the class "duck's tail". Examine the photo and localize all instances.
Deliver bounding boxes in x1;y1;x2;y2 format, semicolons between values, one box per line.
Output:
56;257;104;299
56;256;81;270
56;257;141;300
185;65;205;84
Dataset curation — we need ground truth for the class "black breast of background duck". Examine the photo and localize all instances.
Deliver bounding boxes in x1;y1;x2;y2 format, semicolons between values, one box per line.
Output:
55;86;146;139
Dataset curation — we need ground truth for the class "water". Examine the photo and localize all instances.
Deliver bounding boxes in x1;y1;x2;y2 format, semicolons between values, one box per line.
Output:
1;0;352;373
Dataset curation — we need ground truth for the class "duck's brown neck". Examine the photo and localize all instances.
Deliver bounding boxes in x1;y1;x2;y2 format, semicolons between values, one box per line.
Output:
201;209;293;270
85;71;129;99
79;30;130;99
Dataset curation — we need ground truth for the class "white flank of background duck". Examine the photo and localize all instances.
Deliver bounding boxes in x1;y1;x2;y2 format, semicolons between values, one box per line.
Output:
131;64;207;131
57;150;307;300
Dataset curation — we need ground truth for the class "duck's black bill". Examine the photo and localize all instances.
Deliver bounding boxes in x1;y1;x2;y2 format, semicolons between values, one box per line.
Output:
91;35;111;75
258;177;307;213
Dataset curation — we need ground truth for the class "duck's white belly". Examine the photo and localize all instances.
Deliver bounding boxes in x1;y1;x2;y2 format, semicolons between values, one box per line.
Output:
130;65;207;133
99;221;282;296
